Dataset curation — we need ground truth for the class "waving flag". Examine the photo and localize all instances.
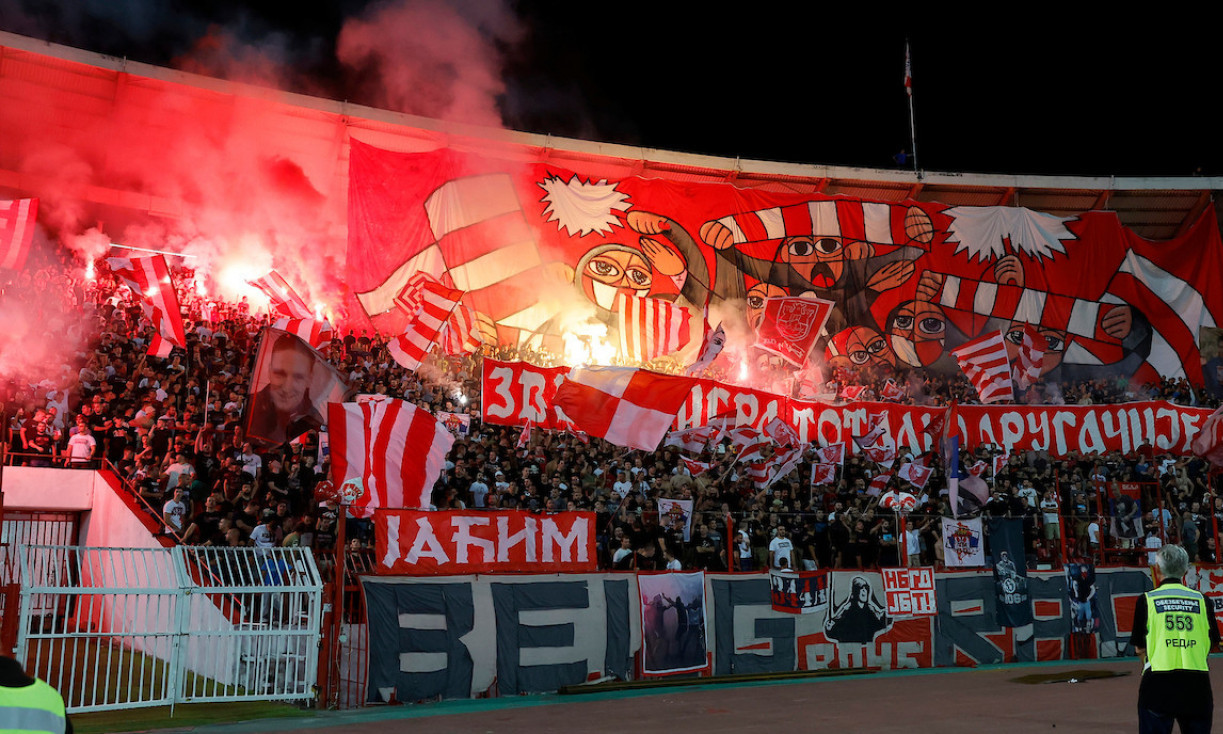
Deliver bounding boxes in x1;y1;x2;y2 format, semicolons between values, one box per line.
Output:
328;399;455;517
840;385;869;401
863;439;898;469
553;368;694;451
881;379;906;401
868;473;891;496
440;302;482;355
763;417;799;448
1191;406;1223;468
616;292;692;363
271;318;334;349
687;319;726;375
814;442;845;466
107;254;187;357
516;419;533;449
880;490;918;513
992;454;1010;477
249;270;313;319
388;280;465;371
810;462;836;486
0;198;37;270
665;425;717;454
952;330;1015;404
732;428;773;464
755;296;834;367
681;457;713;476
898;462;933;490
1012;323;1048;389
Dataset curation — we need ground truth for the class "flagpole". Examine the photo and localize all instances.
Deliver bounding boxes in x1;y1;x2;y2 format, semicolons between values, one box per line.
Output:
905;39;919;175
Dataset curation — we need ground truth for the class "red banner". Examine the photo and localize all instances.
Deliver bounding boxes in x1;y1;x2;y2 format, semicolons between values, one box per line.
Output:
482;359;1214;456
755;296;834;367
482;359;572;430
375;509;597;574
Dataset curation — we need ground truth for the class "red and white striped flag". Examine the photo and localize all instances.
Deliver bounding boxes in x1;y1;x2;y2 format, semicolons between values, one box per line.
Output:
440;302;482;355
1011;324;1048;389
951;330;1015;404
394;272;432;317
328;399;454;517
810;462;836;486
552;367;695;452
107;255;187;358
904;41;913;97
767;446;804;483
271;318;334;349
0;198;38;271
616;292;692;363
248;270;313;319
744;462;771;488
388;280;465;371
731;428;772;465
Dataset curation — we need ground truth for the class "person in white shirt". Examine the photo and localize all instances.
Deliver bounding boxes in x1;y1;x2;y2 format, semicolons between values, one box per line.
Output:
470;475;489;508
1015;481;1038;508
250;516;278;548
162;488;191;536
65;415;96;465
1040;491;1061;540
1144;529;1164;566
612;537;634;567
612;472;633;498
769;525;794;569
664;548;682;571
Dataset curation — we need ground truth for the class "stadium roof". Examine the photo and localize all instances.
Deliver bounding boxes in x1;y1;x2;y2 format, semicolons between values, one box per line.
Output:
1;30;1220;242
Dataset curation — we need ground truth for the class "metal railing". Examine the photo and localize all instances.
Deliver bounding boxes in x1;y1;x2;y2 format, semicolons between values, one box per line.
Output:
14;544;323;713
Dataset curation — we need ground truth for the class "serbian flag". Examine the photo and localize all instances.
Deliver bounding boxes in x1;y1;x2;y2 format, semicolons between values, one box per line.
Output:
328;400;455;517
0;198;38;270
1012;324;1048;389
616;292;692;363
897;461;932;490
755;296;835;368
248;270;313;319
388;280;465;371
814;442;845;466
552;368;694;451
810;462;836;486
952;330;1015;404
272;318;334;349
107;255;188;358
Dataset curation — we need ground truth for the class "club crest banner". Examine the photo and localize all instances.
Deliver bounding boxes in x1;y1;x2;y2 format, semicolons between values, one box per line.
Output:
942;517;986;568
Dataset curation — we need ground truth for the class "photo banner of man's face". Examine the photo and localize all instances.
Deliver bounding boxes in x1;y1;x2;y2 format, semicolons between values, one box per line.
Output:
245;328;350;447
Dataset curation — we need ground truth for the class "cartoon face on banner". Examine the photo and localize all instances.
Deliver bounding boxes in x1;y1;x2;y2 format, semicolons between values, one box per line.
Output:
350;142;1223;384
823;573;894;644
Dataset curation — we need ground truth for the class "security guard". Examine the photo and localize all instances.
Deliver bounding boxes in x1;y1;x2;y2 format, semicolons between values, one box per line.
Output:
1131;544;1221;734
0;654;71;734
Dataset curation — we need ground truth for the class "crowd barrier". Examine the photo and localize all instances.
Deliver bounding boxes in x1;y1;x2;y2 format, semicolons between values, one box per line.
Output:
360;565;1194;703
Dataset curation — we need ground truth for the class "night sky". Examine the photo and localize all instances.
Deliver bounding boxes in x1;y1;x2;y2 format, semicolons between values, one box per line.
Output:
2;1;1219;177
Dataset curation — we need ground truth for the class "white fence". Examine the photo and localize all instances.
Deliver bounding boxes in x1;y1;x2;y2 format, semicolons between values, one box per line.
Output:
15;545;323;713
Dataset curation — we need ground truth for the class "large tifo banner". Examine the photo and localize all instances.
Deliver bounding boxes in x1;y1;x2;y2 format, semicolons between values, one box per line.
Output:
349;140;1223;384
483;358;1214;455
363;567;1154;702
374;510;597;574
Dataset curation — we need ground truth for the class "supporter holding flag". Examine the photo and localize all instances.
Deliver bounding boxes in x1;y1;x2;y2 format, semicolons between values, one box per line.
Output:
107;254;188;357
248;270;313;319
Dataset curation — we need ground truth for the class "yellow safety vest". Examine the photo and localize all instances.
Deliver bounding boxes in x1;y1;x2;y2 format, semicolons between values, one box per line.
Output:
1146;583;1211;673
0;678;67;734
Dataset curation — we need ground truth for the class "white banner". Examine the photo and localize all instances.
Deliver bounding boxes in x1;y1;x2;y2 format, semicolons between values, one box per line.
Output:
942;517;986;568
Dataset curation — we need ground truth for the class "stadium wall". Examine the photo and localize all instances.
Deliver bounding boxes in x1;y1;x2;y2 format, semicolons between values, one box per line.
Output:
362;567;1156;703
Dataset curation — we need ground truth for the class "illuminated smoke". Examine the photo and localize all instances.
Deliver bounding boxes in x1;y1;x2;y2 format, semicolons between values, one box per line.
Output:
336;0;524;127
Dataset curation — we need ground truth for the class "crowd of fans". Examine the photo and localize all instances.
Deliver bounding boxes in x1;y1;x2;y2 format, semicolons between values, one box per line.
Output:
3;252;1222;576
